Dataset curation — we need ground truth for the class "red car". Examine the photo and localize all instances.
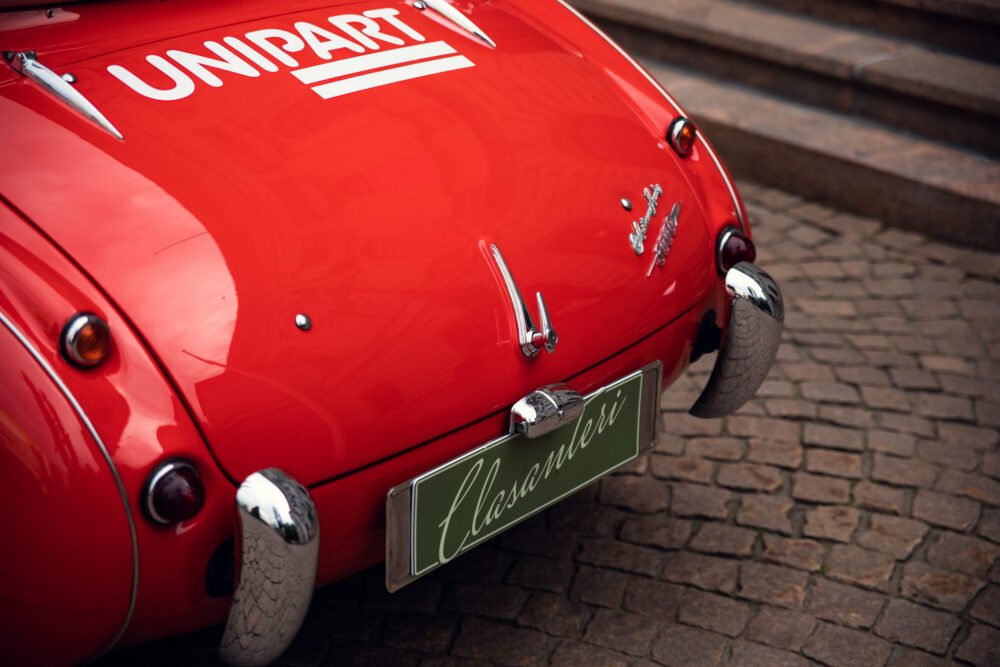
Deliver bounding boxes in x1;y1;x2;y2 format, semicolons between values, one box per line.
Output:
0;1;782;665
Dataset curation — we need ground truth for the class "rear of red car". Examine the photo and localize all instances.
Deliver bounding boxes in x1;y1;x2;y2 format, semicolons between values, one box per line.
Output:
0;1;780;665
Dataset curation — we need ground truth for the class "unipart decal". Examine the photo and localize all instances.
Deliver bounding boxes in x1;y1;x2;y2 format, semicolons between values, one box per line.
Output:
106;9;474;102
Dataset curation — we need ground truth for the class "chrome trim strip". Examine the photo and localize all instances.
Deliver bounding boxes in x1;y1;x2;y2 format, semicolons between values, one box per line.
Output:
0;311;138;655
420;0;497;48
219;469;319;667
551;0;745;232
4;51;124;140
690;263;784;418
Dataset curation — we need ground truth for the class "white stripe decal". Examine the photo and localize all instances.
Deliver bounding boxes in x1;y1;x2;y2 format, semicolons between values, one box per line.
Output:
292;41;458;85
310;55;475;99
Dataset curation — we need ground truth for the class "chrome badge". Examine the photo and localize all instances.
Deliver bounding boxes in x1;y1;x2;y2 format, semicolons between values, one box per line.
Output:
647;201;682;277
628;184;663;256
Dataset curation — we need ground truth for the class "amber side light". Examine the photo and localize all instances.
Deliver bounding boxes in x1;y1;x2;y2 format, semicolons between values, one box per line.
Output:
668;117;697;157
60;312;111;368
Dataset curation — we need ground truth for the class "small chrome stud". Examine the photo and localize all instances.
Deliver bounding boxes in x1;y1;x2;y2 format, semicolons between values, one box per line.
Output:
294;314;312;331
621;198;633;212
413;1;427;9
61;72;77;84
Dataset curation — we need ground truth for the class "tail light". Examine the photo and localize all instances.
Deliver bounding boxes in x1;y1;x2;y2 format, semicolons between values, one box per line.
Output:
718;226;756;274
61;312;111;368
667;117;697;157
144;460;205;525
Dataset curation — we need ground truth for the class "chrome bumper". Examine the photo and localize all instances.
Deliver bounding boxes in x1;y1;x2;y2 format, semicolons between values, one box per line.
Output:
219;469;319;667
690;262;784;419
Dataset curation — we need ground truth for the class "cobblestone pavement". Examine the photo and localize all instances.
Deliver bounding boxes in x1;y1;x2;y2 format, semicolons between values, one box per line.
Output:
97;183;1000;667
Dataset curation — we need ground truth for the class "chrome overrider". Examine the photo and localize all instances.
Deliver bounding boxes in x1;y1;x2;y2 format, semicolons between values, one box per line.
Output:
219;469;319;667
690;262;784;419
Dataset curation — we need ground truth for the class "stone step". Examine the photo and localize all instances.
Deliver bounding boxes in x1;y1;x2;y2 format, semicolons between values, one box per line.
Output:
735;0;1000;62
642;61;1000;250
571;0;1000;156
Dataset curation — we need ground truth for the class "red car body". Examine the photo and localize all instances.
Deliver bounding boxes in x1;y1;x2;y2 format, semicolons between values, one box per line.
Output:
0;1;781;665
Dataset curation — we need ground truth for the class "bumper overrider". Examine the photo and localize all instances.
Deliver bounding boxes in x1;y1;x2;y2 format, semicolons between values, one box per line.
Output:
213;262;781;666
219;469;320;667
690;261;785;418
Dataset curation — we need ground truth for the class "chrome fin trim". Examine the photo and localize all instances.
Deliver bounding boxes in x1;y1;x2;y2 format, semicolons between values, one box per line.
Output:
551;0;745;231
421;0;497;48
490;244;557;358
690;263;784;418
0;311;138;657
4;51;124;140
219;469;319;667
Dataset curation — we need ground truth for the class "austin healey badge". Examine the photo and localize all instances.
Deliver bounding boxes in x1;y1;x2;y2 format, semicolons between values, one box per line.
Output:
628;184;663;255
647;201;682;277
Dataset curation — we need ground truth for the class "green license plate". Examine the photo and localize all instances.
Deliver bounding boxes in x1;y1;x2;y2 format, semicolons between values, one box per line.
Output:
386;362;661;591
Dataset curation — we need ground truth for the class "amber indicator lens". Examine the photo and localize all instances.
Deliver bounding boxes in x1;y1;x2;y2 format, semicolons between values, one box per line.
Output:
145;462;206;525
668;117;697;157
61;312;111;368
719;228;757;272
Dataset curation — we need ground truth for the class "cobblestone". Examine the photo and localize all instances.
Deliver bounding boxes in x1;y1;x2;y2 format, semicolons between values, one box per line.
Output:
95;184;1000;667
737;494;793;534
747;438;802;468
901;562;985;611
689;523;756;557
738;562;808;608
826;545;895;591
804;505;861;542
582;609;659;656
677;589;751;637
856;514;929;559
745;606;817;651
874;599;961;654
791;471;851;504
956;624;1000;666
717;462;783;492
853;481;907;515
761;535;823;572
913;489;981;530
809;577;885;629
804;623;893;667
651;626;727;667
926;532;1000;577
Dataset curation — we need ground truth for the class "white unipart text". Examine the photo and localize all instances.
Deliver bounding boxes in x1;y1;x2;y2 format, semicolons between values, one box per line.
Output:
107;9;474;102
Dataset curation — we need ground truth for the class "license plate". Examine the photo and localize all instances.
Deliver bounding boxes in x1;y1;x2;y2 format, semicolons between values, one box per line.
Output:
386;362;661;591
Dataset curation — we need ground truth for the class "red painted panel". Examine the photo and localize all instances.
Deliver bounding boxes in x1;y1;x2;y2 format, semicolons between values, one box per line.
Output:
0;0;732;487
0;328;133;667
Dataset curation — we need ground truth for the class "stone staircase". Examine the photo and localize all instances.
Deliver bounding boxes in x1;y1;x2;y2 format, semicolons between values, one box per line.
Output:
569;0;1000;250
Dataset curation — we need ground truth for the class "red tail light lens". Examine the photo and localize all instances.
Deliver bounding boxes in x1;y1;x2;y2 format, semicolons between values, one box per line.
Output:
718;227;756;273
144;461;205;525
